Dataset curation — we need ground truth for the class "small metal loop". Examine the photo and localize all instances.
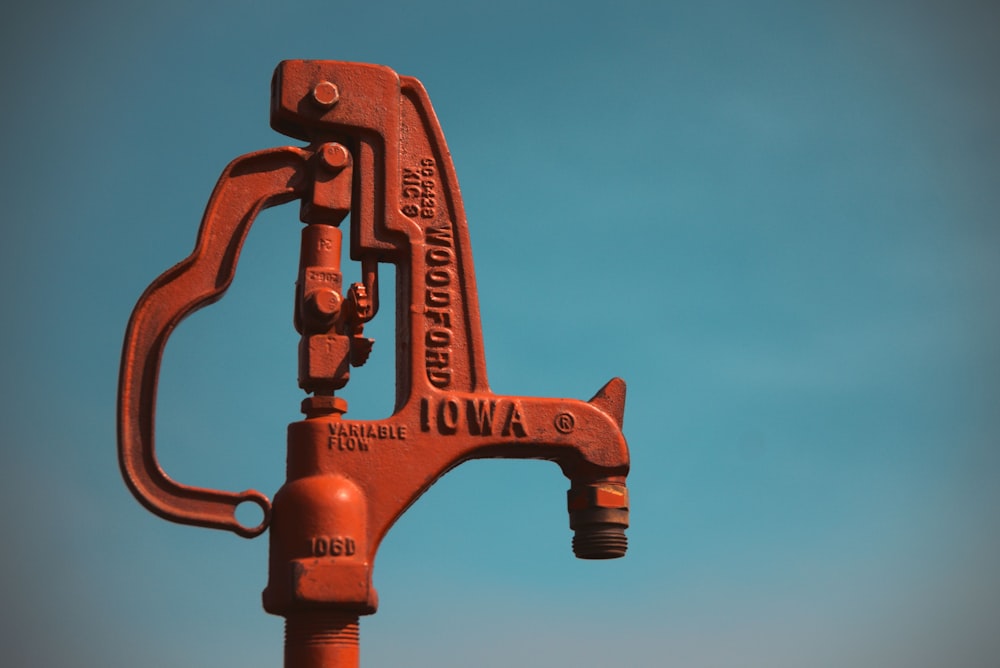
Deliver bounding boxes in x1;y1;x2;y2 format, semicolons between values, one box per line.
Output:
233;491;272;538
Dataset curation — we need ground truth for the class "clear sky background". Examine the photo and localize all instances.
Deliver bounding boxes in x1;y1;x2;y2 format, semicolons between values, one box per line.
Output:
1;1;998;666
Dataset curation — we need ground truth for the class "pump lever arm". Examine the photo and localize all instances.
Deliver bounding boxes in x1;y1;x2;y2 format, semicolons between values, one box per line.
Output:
118;146;310;538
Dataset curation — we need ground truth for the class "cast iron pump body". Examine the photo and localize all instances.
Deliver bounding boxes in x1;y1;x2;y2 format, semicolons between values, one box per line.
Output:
118;60;631;668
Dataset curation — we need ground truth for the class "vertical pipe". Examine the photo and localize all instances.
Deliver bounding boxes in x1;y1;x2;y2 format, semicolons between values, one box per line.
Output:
285;612;360;668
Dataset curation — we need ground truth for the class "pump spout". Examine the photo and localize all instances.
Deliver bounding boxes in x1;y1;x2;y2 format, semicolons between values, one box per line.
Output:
567;378;630;559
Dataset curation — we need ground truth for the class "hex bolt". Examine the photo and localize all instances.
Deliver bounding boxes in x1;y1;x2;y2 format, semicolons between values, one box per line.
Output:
319;143;350;171
300;394;348;419
307;288;343;319
311;81;340;108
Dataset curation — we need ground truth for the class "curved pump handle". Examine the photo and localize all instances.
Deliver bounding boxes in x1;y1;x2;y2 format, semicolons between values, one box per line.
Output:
118;146;311;538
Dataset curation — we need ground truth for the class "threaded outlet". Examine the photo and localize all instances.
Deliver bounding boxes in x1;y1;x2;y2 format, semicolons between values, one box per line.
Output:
573;523;628;559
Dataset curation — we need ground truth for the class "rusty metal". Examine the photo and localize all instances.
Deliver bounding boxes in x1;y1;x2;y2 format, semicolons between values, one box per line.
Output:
118;60;630;667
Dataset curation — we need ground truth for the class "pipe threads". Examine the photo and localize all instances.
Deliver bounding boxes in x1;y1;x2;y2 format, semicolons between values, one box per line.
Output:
573;523;629;559
286;612;360;647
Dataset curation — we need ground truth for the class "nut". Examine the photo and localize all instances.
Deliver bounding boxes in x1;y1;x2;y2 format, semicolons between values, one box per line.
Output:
300;394;348;419
567;483;629;511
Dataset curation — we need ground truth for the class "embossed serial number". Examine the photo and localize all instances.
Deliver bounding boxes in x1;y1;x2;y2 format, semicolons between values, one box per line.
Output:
402;158;437;219
310;535;357;557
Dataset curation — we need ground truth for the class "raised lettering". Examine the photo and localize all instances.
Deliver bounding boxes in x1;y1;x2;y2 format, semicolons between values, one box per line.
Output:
427;268;451;287
422;221;455;389
424;224;453;247
419;397;530;438
428;369;451;388
468;399;497;436
421;397;431;431
426;309;451;327
502;402;529;437
425;349;450;368
439;397;460;434
426;247;452;265
403;167;421;185
426;289;450;307
311;536;356;557
325;421;410;449
426;328;451;347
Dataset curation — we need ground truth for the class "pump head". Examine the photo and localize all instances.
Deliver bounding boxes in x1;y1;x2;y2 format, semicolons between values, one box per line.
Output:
118;60;631;667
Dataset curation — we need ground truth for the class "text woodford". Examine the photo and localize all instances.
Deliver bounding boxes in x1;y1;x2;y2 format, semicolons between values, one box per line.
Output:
424;221;455;389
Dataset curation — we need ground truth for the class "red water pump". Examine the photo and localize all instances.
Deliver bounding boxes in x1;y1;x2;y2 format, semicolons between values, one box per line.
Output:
118;60;630;667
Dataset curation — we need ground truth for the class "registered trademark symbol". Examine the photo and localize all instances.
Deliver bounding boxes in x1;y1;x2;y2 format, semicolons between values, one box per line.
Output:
554;412;576;434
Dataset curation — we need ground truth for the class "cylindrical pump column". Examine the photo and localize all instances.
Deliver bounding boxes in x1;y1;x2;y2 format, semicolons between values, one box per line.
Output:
285;612;361;668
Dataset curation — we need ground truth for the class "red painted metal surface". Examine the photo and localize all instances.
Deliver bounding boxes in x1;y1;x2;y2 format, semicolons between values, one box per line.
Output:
118;60;630;667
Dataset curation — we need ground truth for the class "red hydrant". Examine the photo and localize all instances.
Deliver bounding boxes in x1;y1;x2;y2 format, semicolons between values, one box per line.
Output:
118;60;630;668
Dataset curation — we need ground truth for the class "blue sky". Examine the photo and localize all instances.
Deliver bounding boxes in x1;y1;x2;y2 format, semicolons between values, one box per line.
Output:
1;1;998;666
